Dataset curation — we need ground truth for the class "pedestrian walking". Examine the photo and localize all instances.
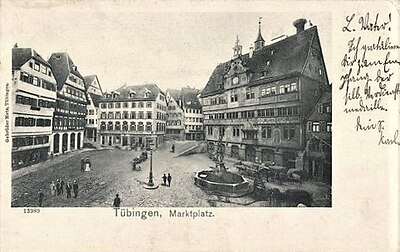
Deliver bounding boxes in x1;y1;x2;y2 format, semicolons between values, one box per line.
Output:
81;158;85;172
167;173;172;187
73;180;79;198
85;158;91;172
65;182;72;199
171;144;175;153
162;174;167;186
56;179;61;195
38;189;44;207
60;179;65;194
50;181;56;196
113;194;121;207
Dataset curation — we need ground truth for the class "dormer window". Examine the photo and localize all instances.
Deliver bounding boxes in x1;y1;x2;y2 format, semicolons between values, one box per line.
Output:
270;49;274;55
129;90;136;98
266;60;271;66
144;89;151;98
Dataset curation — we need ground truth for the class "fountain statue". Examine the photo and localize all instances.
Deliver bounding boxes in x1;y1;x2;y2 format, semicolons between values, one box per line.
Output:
194;132;253;197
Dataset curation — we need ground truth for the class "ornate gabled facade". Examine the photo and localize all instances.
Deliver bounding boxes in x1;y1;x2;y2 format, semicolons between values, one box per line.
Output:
166;87;204;141
166;89;185;140
11;45;57;169
48;52;88;155
98;84;166;149
200;18;331;176
84;75;104;142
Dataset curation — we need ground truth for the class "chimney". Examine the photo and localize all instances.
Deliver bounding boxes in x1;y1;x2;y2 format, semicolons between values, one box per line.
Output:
13;43;18;48
293;18;307;33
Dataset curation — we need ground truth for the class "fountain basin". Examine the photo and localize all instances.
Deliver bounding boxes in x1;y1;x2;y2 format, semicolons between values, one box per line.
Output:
194;170;253;197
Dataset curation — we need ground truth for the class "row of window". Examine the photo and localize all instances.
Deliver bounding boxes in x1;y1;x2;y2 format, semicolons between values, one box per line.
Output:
206;125;297;140
185;117;203;123
12;135;50;148
307;121;332;133
28;61;52;77
86;119;97;124
185;108;202;114
16;95;55;109
167;112;183;118
15;117;51;127
87;109;95;115
101;111;152;120
185;125;202;131
19;72;56;91
167;120;182;126
100;101;153;109
63;86;86;101
100;121;166;132
53;116;85;130
208;83;299;105
206;106;300;120
68;74;84;86
56;99;86;115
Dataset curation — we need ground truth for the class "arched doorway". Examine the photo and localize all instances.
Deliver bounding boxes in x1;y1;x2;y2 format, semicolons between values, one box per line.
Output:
77;133;81;149
70;133;76;150
53;134;60;154
245;145;256;162
62;133;68;153
231;145;239;159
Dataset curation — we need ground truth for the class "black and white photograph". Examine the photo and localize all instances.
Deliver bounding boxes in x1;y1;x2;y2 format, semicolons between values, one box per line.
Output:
9;10;332;208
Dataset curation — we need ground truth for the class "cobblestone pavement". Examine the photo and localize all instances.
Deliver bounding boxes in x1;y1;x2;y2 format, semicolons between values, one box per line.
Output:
12;142;331;207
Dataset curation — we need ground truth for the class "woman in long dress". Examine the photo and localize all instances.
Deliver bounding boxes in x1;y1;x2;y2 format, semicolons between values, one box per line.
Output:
85;158;91;172
50;181;56;196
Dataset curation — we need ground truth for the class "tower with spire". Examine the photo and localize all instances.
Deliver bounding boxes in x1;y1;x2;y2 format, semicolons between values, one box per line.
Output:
232;35;242;59
254;17;265;51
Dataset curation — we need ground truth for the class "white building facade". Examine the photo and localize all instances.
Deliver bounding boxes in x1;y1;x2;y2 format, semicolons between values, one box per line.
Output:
11;46;57;169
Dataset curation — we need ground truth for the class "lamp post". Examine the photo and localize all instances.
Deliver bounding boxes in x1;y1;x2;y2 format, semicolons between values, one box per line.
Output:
142;135;158;190
148;149;154;186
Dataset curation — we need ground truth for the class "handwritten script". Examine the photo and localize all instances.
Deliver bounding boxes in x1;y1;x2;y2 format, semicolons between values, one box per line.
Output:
340;12;399;145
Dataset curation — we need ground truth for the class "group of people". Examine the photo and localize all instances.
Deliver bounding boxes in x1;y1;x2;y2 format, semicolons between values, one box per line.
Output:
81;158;92;172
38;179;79;207
162;173;172;187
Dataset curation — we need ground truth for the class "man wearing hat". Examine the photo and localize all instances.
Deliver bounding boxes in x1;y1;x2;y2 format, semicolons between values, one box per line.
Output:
113;194;121;207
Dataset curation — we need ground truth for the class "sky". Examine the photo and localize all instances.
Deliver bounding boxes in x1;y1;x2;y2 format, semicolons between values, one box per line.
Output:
3;1;332;92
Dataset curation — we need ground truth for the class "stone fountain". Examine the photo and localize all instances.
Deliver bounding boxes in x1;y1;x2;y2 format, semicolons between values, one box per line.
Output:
194;133;253;197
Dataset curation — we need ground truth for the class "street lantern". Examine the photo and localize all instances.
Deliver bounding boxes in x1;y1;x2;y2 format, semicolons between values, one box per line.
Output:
142;139;158;190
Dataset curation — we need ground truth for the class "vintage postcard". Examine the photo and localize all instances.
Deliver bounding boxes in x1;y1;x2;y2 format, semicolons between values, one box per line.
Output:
0;0;398;251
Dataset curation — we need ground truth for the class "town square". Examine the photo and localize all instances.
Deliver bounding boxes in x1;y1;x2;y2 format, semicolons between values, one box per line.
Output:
9;12;332;208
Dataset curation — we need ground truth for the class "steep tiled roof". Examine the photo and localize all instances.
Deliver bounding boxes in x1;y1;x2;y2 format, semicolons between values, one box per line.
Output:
181;88;202;109
167;89;182;103
100;84;163;101
48;52;84;90
84;74;104;95
201;26;319;97
89;93;103;107
84;75;96;90
12;47;51;70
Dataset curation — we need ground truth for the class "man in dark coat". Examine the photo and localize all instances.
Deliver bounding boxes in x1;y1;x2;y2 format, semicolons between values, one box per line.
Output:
38;189;44;207
73;180;79;198
65;182;72;199
113;194;121;207
162;174;167;186
56;179;61;195
167;173;172;187
60;179;65;194
80;158;85;172
171;144;175;153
